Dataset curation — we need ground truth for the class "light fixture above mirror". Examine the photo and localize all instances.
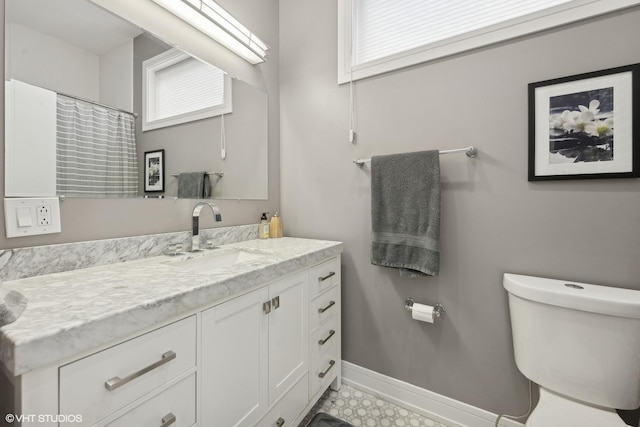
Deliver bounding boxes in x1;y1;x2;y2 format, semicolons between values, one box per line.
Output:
150;0;268;64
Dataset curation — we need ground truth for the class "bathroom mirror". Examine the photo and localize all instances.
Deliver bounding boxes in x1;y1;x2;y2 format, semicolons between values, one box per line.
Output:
4;0;268;200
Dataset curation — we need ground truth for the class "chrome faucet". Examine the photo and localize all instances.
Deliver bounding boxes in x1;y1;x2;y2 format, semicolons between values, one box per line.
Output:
191;201;222;251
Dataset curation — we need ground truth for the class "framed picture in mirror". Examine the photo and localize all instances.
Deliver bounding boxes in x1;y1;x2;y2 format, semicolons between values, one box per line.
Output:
144;149;165;192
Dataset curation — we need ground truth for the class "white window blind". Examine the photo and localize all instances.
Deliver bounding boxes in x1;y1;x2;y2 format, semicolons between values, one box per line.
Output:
143;49;232;131
354;0;572;65
153;56;225;120
338;0;640;83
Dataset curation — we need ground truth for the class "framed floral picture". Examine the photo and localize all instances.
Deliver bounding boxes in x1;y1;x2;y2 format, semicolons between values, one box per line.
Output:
144;149;165;192
528;63;640;181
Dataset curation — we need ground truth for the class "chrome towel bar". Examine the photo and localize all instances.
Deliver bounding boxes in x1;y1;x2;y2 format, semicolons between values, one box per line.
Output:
170;172;224;177
354;146;478;167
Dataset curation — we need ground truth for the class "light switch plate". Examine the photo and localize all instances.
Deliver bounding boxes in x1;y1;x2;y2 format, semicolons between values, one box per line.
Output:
16;206;33;227
4;197;61;238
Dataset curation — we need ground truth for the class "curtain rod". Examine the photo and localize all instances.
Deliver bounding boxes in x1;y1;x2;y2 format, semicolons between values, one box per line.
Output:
58;93;138;118
353;146;478;167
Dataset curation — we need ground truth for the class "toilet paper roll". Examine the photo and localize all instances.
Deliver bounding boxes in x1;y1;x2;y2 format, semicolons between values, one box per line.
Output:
411;303;435;323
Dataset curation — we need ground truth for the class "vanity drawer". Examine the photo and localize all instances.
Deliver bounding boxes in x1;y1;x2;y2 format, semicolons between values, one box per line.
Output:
309;258;339;299
310;317;338;397
310;316;338;363
256;373;308;427
106;373;196;427
59;316;196;426
309;287;338;332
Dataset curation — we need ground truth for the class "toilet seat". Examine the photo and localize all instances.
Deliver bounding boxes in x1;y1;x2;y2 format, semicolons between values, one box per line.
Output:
526;387;627;427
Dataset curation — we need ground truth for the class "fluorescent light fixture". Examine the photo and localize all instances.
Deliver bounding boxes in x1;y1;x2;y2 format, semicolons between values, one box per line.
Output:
150;0;268;64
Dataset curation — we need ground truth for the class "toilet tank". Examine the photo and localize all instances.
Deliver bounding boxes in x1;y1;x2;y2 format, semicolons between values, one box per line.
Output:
503;273;640;410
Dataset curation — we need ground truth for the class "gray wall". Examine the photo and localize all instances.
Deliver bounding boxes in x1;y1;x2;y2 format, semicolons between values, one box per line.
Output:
280;1;640;417
0;0;280;250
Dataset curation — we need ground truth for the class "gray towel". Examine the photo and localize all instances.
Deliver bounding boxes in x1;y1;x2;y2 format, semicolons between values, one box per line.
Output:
0;287;27;327
371;150;440;277
177;172;211;199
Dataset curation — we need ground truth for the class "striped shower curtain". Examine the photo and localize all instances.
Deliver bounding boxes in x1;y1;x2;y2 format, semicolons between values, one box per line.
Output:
56;96;138;197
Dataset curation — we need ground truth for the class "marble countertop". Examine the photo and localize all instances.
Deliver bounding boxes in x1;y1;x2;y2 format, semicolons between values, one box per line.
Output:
0;237;342;376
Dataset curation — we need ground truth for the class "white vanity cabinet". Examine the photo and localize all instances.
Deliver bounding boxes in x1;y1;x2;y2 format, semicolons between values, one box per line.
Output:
8;252;342;427
201;270;309;427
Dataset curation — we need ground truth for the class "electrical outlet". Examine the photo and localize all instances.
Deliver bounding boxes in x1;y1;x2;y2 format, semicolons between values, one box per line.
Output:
37;205;51;226
4;197;61;238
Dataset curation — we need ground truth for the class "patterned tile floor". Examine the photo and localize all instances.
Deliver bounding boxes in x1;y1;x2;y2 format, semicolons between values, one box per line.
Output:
299;384;450;427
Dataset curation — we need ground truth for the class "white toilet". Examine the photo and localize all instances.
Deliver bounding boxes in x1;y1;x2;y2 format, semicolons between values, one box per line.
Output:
503;273;640;426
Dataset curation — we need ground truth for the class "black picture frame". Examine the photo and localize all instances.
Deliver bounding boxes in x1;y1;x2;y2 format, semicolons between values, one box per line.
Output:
144;149;165;192
528;63;640;181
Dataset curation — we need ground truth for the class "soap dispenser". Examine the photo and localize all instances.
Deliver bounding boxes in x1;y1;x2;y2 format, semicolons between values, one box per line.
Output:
259;212;270;239
269;212;282;238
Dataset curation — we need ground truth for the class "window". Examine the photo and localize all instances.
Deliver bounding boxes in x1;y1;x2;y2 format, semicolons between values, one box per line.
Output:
143;48;231;131
338;0;640;84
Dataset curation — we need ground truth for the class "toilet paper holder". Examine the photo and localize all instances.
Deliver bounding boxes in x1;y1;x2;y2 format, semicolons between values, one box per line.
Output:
404;298;445;319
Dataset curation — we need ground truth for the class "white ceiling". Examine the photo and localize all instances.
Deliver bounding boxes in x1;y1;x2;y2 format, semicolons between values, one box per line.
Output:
6;0;144;55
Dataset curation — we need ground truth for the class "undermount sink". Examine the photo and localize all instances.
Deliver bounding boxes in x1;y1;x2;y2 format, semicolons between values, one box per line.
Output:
167;249;266;273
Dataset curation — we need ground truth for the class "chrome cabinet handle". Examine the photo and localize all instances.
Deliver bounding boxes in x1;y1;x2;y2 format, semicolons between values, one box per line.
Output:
318;271;335;282
276;417;285;427
318;360;336;378
318;300;335;314
318;330;336;346
263;301;272;314
104;351;176;391
272;296;280;310
160;413;176;427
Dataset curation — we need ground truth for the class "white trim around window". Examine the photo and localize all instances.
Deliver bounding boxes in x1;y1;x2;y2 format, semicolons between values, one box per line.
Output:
338;0;640;85
143;48;232;131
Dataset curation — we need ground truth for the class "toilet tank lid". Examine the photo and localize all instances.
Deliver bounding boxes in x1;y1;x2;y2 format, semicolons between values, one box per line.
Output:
503;273;640;319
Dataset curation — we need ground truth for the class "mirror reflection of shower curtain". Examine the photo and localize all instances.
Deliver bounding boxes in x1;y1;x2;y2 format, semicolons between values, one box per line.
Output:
56;96;138;197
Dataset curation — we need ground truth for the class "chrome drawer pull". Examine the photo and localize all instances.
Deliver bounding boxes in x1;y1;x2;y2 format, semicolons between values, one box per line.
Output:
276;417;285;427
318;330;336;346
263;301;272;314
161;413;176;427
272;296;280;310
318;360;336;378
318;300;335;314
104;351;176;391
318;271;335;282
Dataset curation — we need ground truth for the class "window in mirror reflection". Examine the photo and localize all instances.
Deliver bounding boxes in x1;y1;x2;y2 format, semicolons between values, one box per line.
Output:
142;49;232;131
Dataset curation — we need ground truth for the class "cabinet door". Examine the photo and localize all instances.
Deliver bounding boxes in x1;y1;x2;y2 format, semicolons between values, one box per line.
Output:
201;287;269;427
268;271;309;405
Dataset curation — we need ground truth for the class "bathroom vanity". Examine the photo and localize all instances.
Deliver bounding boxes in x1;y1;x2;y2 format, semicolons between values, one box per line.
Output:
0;236;342;427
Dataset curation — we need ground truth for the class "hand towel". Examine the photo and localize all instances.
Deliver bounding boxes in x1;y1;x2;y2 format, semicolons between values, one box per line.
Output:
370;150;440;277
0;286;27;327
177;172;211;199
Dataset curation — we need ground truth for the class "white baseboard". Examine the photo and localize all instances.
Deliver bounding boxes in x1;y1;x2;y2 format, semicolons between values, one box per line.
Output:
341;361;525;427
